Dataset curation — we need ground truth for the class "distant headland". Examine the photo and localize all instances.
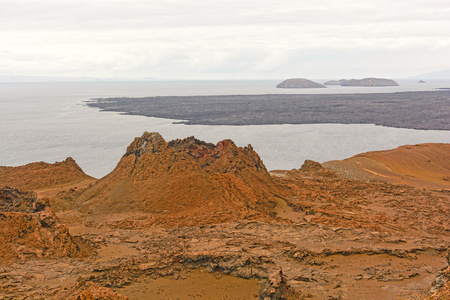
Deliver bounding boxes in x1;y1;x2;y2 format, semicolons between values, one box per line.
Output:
324;77;399;86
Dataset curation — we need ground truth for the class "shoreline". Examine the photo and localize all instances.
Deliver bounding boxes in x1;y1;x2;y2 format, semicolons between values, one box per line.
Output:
87;90;450;131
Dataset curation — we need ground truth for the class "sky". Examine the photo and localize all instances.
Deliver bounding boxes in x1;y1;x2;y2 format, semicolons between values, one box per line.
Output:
1;0;449;80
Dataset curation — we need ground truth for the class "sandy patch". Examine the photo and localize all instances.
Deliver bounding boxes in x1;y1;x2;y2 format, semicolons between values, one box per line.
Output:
116;270;259;300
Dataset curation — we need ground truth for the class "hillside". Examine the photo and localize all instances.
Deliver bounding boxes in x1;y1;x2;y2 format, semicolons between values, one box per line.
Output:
322;143;450;189
0;158;96;198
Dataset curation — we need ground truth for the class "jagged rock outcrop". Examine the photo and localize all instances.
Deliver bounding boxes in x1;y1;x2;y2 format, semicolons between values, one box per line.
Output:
78;132;281;227
298;160;336;179
0;187;91;263
425;267;450;300
0;186;46;213
0;157;95;191
339;77;399;86
259;269;302;299
276;78;326;88
300;160;326;172
425;251;450;300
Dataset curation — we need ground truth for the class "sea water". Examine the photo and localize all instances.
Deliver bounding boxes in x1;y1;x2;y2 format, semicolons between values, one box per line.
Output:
1;80;449;178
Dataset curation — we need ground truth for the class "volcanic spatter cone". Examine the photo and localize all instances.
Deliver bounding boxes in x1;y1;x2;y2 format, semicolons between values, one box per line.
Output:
79;132;281;227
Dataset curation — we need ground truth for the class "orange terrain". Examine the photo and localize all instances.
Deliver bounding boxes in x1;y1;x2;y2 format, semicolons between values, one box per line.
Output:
0;134;449;300
323;143;450;189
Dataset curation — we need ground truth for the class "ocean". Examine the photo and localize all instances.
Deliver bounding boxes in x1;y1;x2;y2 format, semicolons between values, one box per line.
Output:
1;80;449;178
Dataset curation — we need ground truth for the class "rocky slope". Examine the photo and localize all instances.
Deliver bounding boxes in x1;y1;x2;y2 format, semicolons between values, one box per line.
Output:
77;132;281;227
276;78;326;88
0;187;91;264
425;265;450;300
0;157;96;197
272;160;449;238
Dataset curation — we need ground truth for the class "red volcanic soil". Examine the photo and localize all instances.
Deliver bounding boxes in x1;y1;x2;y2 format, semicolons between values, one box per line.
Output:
0;157;96;199
0;135;449;299
323;143;450;189
0;187;92;264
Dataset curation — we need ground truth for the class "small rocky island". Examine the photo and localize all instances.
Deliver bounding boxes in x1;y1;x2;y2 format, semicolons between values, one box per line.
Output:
323;80;343;85
276;78;326;88
325;77;399;86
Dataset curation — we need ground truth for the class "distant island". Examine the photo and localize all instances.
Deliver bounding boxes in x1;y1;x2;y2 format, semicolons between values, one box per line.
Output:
323;80;342;85
276;78;326;88
324;77;399;86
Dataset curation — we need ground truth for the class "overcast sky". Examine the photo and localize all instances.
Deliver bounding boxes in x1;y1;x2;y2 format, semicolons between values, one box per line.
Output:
1;0;449;80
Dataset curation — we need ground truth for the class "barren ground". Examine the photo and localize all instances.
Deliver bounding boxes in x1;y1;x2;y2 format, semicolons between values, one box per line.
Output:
1;141;449;299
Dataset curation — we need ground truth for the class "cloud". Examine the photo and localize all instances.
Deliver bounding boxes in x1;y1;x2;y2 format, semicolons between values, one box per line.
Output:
1;0;449;79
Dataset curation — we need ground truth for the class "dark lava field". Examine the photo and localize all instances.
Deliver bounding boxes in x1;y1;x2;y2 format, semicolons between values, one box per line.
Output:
87;90;450;130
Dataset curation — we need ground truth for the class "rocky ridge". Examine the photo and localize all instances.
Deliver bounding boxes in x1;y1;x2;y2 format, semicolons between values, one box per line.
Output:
0;157;95;196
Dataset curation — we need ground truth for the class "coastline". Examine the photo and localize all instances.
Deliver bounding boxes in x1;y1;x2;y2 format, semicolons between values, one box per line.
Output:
87;90;450;130
1;82;450;178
